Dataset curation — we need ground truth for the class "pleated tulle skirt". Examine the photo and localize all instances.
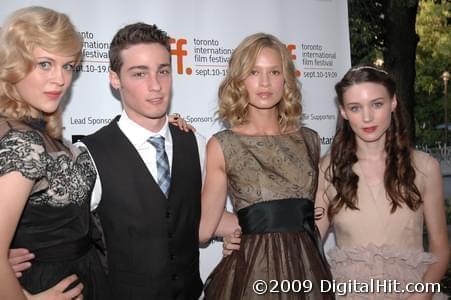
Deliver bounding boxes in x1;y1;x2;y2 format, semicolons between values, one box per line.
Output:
204;231;335;299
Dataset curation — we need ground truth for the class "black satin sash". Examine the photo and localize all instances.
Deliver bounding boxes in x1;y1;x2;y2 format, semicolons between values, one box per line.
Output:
237;198;327;261
237;198;316;234
32;235;92;262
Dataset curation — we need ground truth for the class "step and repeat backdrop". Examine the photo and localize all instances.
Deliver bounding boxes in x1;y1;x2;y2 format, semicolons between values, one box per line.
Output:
1;0;351;280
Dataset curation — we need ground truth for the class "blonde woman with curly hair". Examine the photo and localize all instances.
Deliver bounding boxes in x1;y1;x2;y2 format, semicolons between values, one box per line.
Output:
200;33;334;299
0;6;108;299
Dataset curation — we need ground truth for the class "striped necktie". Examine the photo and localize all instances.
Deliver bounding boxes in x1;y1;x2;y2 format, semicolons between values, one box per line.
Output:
148;136;171;197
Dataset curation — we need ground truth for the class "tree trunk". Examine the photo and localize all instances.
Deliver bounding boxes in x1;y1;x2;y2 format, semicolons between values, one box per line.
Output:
382;0;419;142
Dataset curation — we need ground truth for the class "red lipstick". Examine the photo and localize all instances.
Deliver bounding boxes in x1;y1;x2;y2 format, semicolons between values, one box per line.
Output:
362;126;377;133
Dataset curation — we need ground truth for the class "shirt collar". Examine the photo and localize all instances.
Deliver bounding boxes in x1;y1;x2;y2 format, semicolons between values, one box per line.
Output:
117;110;171;147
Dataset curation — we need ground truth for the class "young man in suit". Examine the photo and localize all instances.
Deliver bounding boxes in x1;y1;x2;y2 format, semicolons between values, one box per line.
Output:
81;22;204;299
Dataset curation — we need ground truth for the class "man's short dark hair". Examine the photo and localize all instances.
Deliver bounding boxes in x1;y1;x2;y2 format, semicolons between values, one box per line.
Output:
109;22;171;74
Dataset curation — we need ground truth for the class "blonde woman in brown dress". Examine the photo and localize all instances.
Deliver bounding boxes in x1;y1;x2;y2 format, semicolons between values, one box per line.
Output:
199;33;334;299
316;66;449;299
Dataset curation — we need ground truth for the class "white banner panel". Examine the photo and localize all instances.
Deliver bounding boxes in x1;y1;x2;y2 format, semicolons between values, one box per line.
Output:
1;0;350;280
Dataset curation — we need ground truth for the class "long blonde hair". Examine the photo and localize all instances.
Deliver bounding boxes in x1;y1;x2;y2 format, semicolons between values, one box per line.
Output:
0;6;82;138
218;33;301;130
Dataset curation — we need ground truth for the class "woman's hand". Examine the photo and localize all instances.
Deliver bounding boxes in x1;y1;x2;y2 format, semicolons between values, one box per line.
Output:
222;229;241;257
168;113;196;132
25;274;83;300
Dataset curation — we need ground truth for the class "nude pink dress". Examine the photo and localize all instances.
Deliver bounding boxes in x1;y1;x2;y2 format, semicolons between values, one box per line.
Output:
323;151;447;299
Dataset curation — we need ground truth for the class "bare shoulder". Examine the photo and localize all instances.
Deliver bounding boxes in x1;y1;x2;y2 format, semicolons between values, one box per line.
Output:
205;136;227;173
206;135;226;157
207;135;220;149
411;150;442;198
319;153;331;172
411;148;434;161
411;149;440;176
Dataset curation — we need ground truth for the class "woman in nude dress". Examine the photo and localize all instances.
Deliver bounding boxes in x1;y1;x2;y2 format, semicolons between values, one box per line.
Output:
316;65;449;299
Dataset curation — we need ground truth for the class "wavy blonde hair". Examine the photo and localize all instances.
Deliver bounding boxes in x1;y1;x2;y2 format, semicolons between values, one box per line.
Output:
0;6;82;138
218;33;301;130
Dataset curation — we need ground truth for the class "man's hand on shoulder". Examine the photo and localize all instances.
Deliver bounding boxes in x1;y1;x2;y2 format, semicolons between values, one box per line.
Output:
8;248;34;277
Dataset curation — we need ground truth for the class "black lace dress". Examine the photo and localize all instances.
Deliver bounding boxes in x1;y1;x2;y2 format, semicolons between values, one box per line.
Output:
0;117;108;299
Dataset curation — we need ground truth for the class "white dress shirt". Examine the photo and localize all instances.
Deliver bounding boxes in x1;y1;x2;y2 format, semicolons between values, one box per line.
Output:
76;111;206;211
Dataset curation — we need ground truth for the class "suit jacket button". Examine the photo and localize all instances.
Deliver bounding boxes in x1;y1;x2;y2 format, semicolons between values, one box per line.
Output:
172;274;178;280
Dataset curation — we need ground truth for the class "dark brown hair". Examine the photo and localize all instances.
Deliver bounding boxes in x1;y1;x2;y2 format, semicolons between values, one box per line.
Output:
109;22;171;74
326;65;422;220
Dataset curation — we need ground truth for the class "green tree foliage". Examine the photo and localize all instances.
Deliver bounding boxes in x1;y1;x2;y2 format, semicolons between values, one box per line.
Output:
383;0;419;140
348;1;384;65
349;0;420;140
415;0;451;146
